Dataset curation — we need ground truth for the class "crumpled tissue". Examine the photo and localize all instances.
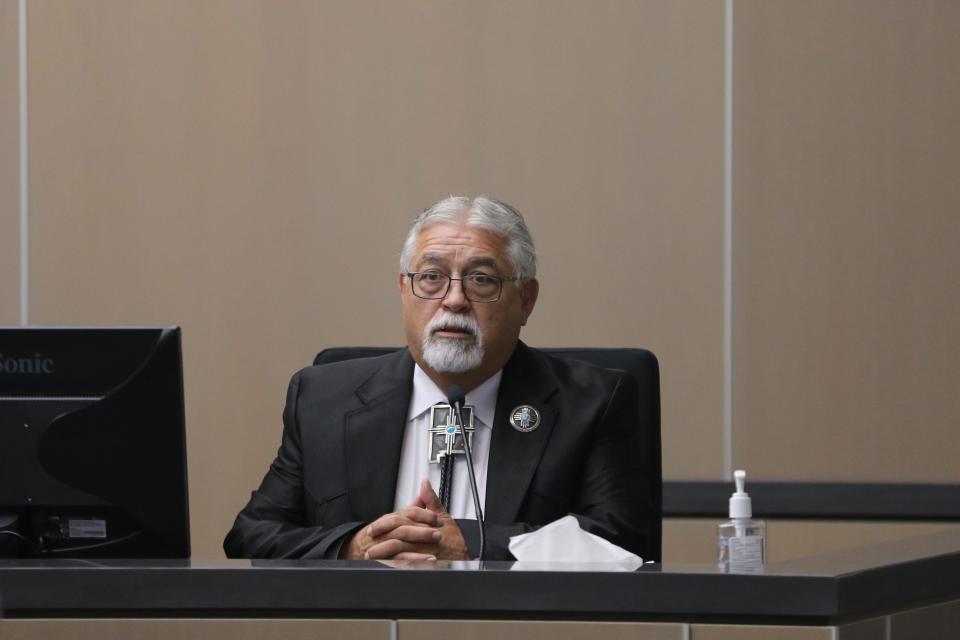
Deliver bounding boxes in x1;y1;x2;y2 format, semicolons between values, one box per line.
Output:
508;515;643;569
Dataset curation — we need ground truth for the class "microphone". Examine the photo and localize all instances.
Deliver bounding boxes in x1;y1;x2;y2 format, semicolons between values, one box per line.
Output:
446;385;485;562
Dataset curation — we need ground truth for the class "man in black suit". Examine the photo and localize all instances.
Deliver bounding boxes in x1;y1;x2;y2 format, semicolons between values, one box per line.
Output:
225;196;654;561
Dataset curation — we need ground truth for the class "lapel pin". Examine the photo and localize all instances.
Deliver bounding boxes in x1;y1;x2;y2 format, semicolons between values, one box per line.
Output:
509;405;541;433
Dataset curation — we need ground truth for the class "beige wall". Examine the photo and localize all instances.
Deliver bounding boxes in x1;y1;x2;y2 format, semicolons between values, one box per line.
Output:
733;1;960;482
0;0;19;324
5;1;958;559
22;1;724;557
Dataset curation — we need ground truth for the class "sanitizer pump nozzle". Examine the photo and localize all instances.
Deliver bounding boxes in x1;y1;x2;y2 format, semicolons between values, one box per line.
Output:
718;469;766;573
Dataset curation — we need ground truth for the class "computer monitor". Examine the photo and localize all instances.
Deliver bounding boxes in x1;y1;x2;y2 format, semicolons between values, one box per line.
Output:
0;327;190;558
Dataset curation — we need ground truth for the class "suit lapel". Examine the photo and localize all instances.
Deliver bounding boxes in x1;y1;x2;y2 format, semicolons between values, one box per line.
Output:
344;349;414;522
485;342;559;524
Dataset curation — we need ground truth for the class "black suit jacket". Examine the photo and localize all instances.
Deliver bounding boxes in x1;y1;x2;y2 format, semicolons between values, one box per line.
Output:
224;342;656;560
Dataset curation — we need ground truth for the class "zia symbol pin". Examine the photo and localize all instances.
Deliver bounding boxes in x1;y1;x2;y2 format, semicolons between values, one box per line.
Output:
509;405;541;432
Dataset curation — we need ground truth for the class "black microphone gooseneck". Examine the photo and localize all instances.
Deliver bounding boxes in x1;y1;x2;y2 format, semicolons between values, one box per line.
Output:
446;385;485;562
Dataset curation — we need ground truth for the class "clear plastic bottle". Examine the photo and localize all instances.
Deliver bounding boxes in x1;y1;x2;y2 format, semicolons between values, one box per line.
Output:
718;470;766;573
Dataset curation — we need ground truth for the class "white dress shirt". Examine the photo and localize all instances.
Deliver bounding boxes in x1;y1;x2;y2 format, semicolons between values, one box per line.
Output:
393;365;501;519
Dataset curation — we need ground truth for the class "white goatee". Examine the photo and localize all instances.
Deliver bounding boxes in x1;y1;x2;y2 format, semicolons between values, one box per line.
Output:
421;312;484;373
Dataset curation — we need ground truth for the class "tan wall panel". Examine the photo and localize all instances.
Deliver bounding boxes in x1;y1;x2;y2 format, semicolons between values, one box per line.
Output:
765;520;960;564
27;1;724;557
0;619;390;640
400;620;684;640
891;599;960;640
691;621;888;640
733;1;960;481
662;518;719;564
513;1;726;484
837;618;888;640
0;0;19;324
691;617;885;640
690;625;835;640
663;518;959;565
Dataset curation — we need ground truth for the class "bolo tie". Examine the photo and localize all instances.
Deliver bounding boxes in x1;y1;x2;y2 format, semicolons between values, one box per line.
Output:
427;402;476;512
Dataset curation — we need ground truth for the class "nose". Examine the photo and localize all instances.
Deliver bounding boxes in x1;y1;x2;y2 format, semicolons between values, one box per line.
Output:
442;278;470;312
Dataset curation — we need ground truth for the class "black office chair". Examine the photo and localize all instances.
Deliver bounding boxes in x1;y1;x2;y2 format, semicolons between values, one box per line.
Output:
313;346;662;561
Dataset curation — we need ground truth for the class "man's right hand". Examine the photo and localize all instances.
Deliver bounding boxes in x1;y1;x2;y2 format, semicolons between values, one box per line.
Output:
343;504;444;560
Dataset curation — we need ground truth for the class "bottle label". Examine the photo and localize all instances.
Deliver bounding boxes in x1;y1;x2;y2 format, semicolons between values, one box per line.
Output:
729;535;764;572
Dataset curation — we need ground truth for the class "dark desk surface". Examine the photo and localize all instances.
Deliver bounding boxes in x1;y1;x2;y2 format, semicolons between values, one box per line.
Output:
2;529;959;625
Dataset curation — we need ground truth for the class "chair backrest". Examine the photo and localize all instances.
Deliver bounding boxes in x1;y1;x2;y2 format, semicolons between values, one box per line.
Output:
313;346;662;561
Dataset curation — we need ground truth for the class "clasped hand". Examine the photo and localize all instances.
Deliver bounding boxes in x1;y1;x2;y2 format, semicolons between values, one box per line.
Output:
344;479;469;561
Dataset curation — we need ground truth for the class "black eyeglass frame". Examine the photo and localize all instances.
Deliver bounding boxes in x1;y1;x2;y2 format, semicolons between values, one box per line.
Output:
405;271;521;303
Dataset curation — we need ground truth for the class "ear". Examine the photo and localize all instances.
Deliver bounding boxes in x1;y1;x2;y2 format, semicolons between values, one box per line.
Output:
519;278;539;326
398;272;407;294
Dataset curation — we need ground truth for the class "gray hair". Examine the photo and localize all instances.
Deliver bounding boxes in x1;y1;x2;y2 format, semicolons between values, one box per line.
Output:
399;195;537;281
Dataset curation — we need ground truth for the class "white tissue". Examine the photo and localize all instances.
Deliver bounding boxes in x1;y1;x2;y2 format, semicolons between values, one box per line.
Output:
508;515;643;569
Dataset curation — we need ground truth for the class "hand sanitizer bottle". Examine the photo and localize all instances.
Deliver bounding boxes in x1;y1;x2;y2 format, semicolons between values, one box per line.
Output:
718;469;766;573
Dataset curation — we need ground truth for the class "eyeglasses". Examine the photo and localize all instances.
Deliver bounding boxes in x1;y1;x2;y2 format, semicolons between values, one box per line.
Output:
405;271;519;303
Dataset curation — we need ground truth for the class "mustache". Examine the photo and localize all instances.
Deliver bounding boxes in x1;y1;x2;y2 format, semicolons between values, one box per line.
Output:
425;312;480;338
